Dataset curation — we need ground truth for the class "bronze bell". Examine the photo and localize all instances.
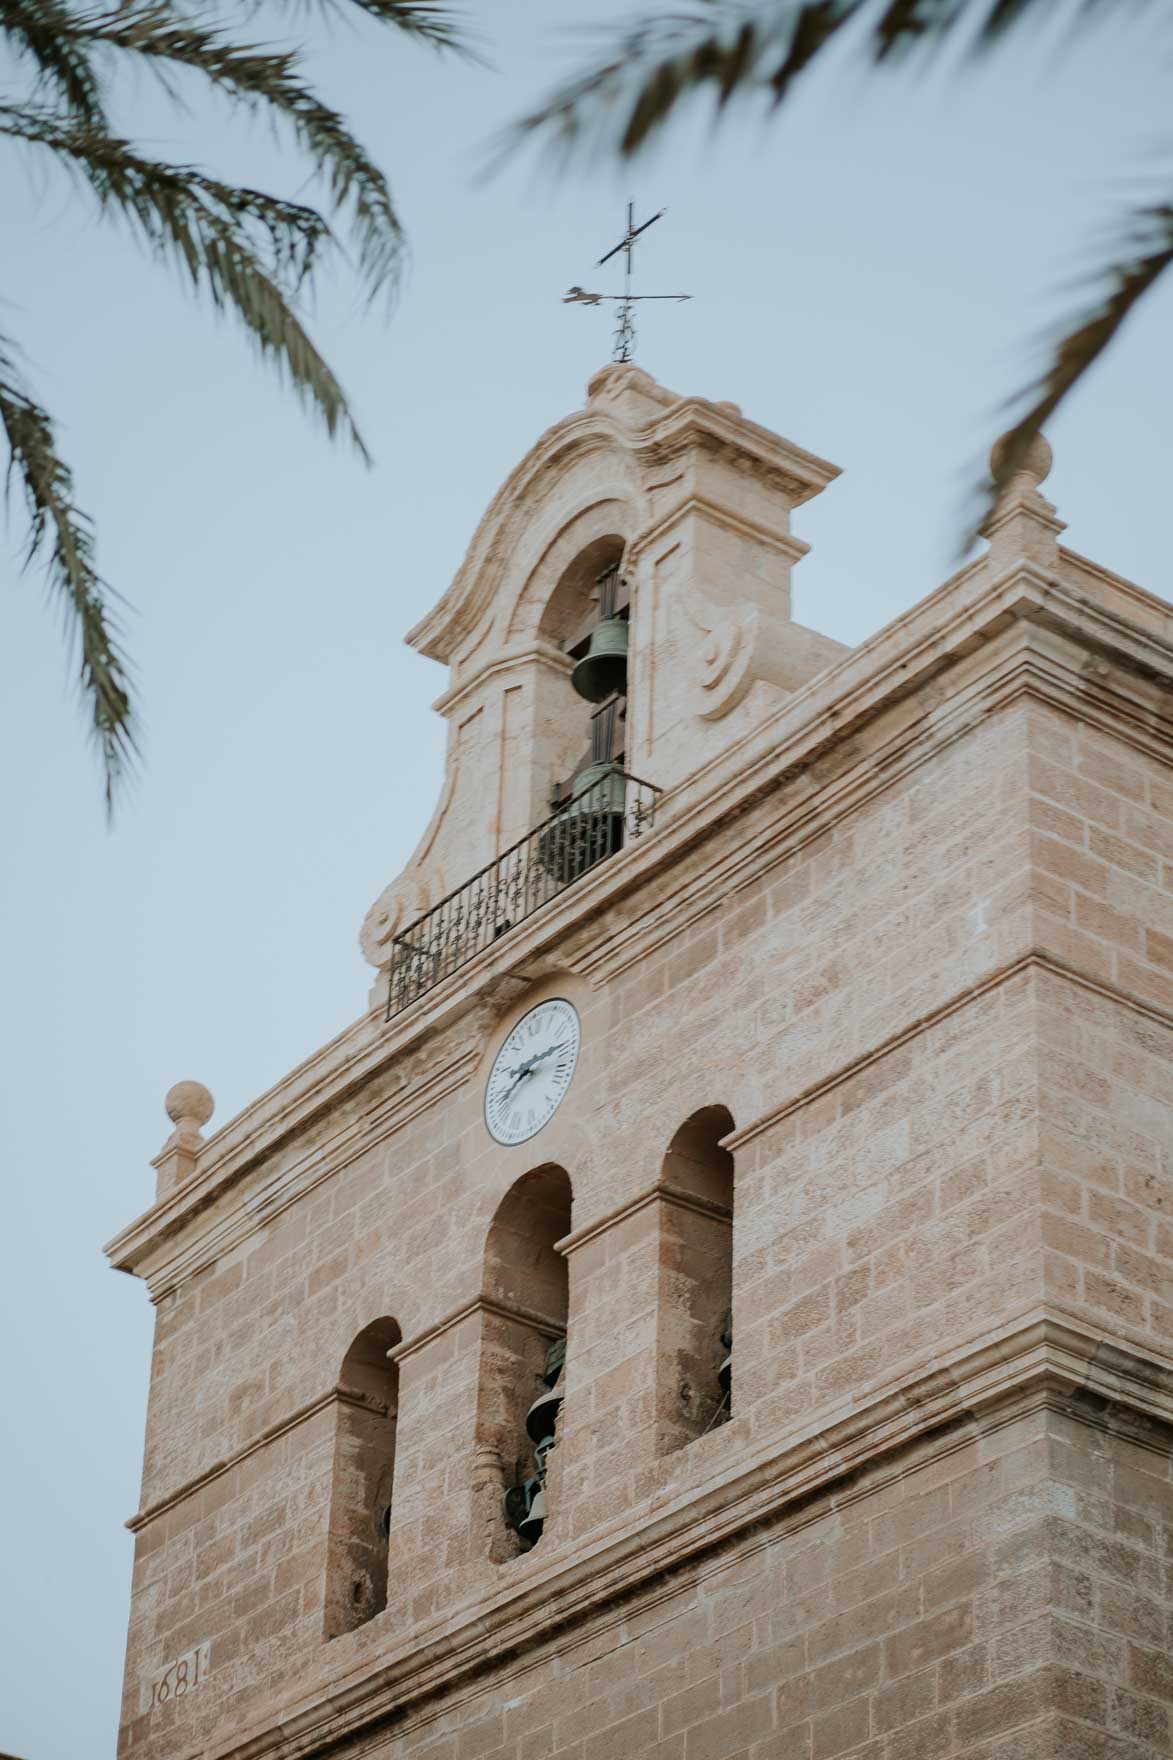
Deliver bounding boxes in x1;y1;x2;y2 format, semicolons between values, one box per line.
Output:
570;616;629;704
525;1379;564;1445
538;762;626;882
718;1307;733;1399
517;1486;547;1546
503;1480;534;1535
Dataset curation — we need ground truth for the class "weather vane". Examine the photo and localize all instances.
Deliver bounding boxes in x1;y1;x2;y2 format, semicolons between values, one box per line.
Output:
564;202;691;363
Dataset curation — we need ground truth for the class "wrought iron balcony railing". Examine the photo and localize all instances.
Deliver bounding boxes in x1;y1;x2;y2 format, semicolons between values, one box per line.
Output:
385;767;662;1020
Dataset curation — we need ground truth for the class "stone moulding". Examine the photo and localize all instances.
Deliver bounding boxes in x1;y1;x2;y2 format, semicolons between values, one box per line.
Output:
200;1312;1173;1760
104;556;1173;1298
722;947;1173;1156
405;381;838;669
388;1293;566;1368
554;1178;732;1260
107;1038;484;1303
126;1302;564;1536
127;1383;383;1536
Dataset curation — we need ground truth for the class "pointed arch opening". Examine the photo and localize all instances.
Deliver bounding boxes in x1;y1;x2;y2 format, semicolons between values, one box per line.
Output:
657;1106;735;1455
323;1316;400;1639
476;1165;572;1561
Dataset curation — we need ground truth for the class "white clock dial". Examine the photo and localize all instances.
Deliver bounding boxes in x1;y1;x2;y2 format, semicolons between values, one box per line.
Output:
484;998;581;1146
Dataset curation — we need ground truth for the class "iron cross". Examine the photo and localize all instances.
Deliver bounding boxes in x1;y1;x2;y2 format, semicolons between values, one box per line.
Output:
564;202;691;363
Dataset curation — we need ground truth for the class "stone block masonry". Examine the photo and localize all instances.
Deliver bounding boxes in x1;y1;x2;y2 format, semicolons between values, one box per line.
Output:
107;369;1173;1760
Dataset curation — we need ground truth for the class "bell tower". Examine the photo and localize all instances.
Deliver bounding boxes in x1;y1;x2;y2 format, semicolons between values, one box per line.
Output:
109;373;1173;1760
360;361;847;989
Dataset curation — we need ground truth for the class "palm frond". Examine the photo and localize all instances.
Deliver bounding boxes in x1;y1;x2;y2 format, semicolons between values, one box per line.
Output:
1;104;367;455
33;4;414;302
260;0;472;55
982;203;1173;519
0;336;137;815
1;0;108;126
0;0;469;816
507;0;1169;162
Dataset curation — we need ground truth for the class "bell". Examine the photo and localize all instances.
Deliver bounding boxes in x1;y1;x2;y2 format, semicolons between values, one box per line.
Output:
525;1382;564;1445
571;616;629;704
573;760;626;813
718;1353;732;1398
539;761;627;881
517;1486;547;1547
503;1481;533;1535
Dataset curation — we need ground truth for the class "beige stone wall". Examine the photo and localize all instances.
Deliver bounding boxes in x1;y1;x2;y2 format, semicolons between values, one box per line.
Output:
108;380;1173;1760
126;1397;1173;1758
367;1402;1172;1760
114;685;1173;1758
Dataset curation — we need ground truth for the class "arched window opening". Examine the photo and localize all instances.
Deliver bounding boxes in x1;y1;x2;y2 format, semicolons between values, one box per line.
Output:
476;1165;572;1561
540;540;630;816
658;1106;735;1455
323;1316;400;1639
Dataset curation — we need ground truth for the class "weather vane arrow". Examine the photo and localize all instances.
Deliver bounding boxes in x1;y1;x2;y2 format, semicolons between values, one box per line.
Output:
564;203;691;362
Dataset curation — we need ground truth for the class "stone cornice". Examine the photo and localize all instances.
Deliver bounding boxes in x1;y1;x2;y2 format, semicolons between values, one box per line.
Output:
626;490;809;566
126;1383;375;1535
1060;544;1173;639
105;1036;484;1295
201;1312;1173;1760
406;385;839;665
430;641;572;719
723;949;1173;1154
388;1294;565;1367
106;560;1173;1294
555;1179;732;1258
125;1301;558;1535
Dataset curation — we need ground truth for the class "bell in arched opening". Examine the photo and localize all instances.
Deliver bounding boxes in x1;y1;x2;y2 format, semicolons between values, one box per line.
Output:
539;698;627;883
717;1308;733;1406
504;1336;566;1549
570;562;629;704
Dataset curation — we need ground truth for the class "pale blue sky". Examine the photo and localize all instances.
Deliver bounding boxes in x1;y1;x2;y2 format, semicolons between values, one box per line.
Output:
2;4;1171;1753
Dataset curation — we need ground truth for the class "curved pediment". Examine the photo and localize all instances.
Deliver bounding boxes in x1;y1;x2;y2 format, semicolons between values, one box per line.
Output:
407;366;677;668
362;363;847;985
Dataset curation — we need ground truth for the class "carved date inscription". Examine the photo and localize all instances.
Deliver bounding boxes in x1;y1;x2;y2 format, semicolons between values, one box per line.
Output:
145;1642;210;1713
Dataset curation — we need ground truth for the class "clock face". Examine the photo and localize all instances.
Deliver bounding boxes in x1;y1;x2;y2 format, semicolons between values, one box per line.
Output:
484;998;581;1146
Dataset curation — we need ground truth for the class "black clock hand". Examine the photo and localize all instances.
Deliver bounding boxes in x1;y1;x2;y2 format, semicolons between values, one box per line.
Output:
529;1040;568;1067
500;1063;535;1103
498;1040;569;1107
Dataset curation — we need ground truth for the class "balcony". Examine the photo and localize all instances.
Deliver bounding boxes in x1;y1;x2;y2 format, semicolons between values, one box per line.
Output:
385;767;662;1019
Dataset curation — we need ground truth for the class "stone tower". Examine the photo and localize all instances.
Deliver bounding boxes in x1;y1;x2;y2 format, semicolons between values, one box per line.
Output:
108;366;1173;1760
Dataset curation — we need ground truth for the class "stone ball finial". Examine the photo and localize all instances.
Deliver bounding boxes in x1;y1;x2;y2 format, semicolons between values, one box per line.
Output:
990;429;1052;489
165;1080;214;1136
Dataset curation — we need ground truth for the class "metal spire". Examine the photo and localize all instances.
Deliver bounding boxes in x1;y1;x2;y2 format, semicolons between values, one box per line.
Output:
563;202;691;362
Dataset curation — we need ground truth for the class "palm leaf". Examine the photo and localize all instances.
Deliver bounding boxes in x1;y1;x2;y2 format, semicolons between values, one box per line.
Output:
0;1;108;126
0;337;137;814
261;0;472;55
511;0;1173;549
1;105;367;455
27;4;413;301
984;203;1173;514
0;0;474;815
508;0;1170;161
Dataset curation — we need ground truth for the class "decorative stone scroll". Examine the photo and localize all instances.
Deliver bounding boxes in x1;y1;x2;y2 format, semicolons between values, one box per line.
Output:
682;587;767;722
